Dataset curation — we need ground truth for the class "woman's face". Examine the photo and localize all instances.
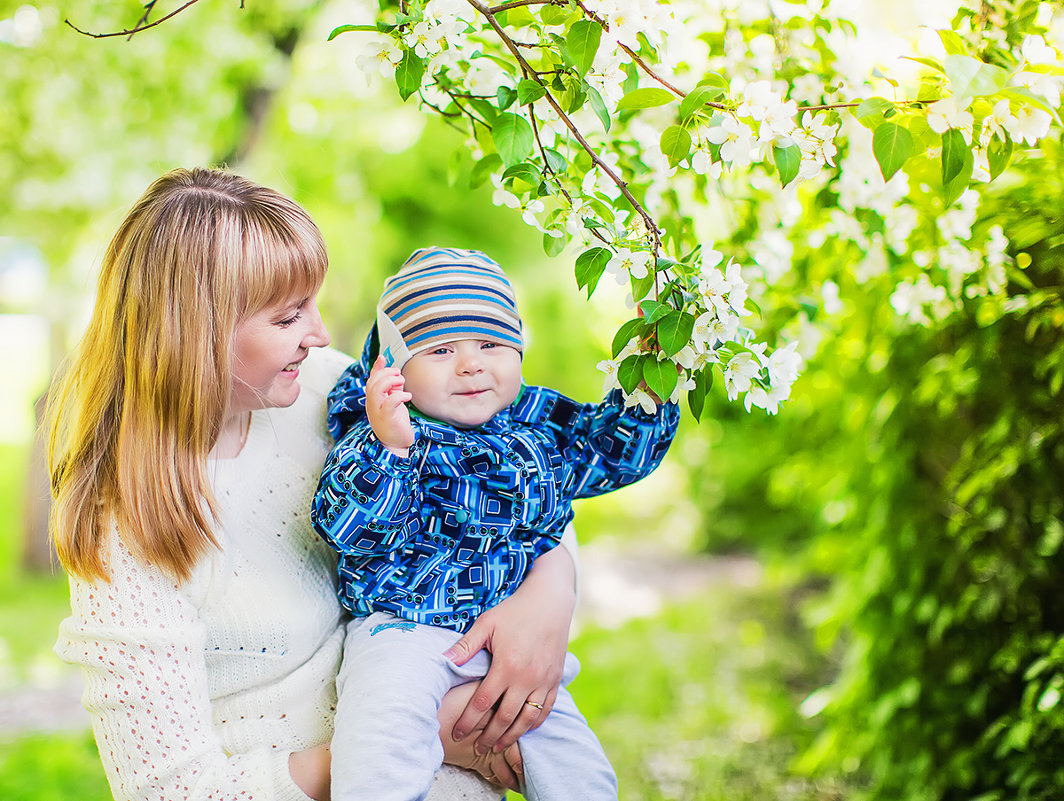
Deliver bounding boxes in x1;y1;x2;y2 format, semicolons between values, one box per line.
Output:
230;291;330;414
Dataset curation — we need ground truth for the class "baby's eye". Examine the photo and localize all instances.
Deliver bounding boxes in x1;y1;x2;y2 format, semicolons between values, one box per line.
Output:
430;346;451;355
480;342;496;350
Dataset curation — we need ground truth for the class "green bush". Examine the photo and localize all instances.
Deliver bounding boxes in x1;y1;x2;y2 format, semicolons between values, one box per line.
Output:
768;141;1064;799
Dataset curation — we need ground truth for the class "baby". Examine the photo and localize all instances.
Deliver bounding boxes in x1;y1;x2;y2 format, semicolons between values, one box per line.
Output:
312;246;679;800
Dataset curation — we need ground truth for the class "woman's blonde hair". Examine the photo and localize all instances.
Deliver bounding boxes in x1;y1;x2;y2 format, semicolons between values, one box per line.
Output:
46;167;328;582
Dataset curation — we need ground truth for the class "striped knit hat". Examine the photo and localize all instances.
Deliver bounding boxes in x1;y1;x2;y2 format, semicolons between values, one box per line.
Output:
376;247;523;368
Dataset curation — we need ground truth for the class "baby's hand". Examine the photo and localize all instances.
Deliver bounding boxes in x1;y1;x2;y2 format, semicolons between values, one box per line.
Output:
366;356;415;457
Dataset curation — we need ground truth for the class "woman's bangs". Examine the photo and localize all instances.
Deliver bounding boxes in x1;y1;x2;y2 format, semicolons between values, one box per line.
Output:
241;217;328;313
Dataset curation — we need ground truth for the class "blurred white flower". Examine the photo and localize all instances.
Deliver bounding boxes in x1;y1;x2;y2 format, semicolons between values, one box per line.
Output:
1008;107;1053;146
927;96;974;144
762;341;802;388
1021;34;1059;65
355;37;402;79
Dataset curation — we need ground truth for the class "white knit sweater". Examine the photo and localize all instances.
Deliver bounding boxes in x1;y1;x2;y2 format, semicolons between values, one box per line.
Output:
55;347;500;801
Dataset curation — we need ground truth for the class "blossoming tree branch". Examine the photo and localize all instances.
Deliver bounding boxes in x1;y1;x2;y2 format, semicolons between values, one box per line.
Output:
74;0;1064;418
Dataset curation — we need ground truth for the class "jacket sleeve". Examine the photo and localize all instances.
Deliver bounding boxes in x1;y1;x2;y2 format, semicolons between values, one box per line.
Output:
518;386;679;500
311;421;427;556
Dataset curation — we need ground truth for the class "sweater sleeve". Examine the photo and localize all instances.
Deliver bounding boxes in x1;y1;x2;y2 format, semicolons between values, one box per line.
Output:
311;421;427;556
518;386;679;500
54;535;313;801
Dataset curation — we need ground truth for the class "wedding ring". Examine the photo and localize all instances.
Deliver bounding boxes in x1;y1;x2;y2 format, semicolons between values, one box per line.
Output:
525;699;544;710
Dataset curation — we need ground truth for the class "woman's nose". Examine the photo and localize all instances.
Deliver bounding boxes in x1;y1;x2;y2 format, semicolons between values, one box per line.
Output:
303;303;331;348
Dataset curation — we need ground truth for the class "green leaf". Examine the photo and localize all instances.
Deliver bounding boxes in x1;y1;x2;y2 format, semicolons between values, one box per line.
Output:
575;246;611;298
639;299;673;324
657;311;696;357
679;85;722;120
697;72;728;89
773;143;801;187
491;112;534;167
943;145;974;205
631;270;656;301
612;318;647;356
395;48;426;102
470;153;503;189
642;358;679;403
516;78;546;105
617;87;676;111
902;56;945;73
327;24;379;40
987;134;1013;179
855;97;895;125
496;85;517;111
542;232;566;257
502;161;542;186
941;128;968;184
936;29;969;56
944;54;1008;100
687;368;713;420
566;19;601;76
660;124;692;168
872;122;913;181
617;354;646;394
539;3;572;25
587;85;611;132
543;147;567;174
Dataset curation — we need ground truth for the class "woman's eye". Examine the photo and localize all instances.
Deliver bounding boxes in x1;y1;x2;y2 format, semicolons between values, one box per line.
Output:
277;312;302;328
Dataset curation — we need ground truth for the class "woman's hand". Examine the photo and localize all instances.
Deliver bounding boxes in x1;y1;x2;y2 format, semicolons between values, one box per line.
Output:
443;545;577;755
289;743;332;800
439;682;525;792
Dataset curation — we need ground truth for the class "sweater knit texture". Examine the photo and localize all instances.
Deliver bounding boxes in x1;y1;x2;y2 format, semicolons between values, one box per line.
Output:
54;346;501;801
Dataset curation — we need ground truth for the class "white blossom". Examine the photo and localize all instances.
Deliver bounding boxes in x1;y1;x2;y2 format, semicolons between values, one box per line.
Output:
723;352;761;401
744;381;790;414
705;115;755;167
607;247;652;281
597;357;622;393
1008;107;1053;146
354;37;402;79
624;386;659;415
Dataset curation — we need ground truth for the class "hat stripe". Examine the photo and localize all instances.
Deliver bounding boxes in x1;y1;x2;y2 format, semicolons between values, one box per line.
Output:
384;265;510;292
405;326;523;349
404;313;522;338
384;286;516;317
397;302;518;330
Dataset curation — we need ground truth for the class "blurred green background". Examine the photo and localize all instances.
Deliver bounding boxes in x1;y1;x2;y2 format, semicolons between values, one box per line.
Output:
2;1;1061;800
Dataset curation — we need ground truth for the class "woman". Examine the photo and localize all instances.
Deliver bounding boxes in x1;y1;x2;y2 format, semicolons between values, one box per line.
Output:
47;168;578;800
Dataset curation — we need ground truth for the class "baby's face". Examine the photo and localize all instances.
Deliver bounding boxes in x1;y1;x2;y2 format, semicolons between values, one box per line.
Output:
401;340;522;428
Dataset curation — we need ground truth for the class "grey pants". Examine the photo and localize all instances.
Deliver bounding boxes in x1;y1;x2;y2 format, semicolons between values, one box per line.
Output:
331;612;618;801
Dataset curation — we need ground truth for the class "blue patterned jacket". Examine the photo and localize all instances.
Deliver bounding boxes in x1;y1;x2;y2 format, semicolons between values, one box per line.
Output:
312;334;679;632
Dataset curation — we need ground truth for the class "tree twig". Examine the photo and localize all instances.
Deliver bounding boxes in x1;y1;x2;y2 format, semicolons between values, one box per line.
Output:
65;0;203;38
465;0;663;253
